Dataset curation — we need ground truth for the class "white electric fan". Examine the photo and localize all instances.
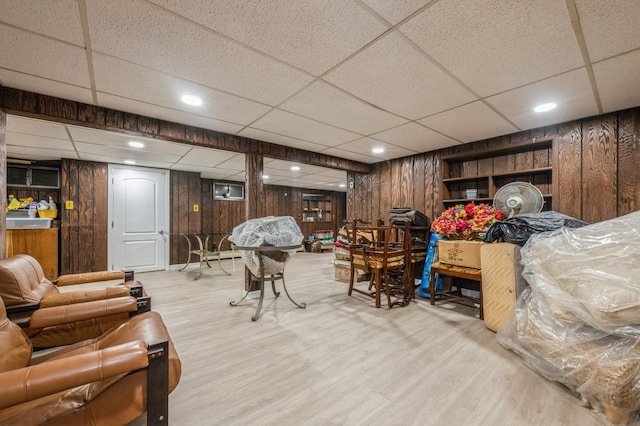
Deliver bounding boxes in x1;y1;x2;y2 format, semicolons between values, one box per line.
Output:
493;182;544;218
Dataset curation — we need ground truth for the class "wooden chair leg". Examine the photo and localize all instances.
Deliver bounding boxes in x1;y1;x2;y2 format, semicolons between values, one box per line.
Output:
348;264;355;296
374;269;381;308
383;268;392;308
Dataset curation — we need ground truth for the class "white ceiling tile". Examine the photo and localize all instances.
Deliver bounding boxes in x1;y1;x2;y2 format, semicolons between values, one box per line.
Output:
86;0;313;105
79;153;174;169
0;70;94;105
178;147;237;168
280;81;408;135
371;122;460;152
250;109;360;147
320;147;381;164
67;125;191;156
276;162;327;175
313;168;348;179
0;26;90;87
92;54;271;125
237;128;322;152
170;164;240;179
96;93;244;135
6;132;75;151
336;137;416;161
7;116;71;139
149;0;387;76
325;32;476;119
577;0;640;62
486;69;599;130
6;145;78;161
75;141;181;164
400;0;584;97
419;102;519;143
593;50;640;113
1;0;84;45
215;154;246;171
361;0;430;25
200;170;244;182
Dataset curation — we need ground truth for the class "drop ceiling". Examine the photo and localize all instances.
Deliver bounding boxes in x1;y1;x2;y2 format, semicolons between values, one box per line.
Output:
2;0;640;191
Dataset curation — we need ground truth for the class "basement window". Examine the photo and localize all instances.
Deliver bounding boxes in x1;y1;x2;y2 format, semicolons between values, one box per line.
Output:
214;183;244;200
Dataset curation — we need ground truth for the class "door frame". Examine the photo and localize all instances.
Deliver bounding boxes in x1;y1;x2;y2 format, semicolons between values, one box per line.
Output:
107;164;170;272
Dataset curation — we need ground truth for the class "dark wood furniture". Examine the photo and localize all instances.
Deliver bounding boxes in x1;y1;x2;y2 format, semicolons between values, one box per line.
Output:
429;261;483;319
440;137;557;210
347;219;414;308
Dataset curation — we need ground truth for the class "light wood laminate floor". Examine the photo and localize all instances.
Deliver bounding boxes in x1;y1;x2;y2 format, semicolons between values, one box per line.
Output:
63;252;605;426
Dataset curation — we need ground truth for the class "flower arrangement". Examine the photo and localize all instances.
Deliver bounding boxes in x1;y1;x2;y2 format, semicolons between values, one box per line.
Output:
431;202;504;240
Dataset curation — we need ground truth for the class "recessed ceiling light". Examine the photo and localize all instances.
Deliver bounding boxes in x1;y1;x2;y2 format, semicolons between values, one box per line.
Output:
290;166;300;171
534;102;557;113
372;148;385;154
128;141;144;148
124;160;136;165
181;95;203;106
339;183;346;188
262;175;269;179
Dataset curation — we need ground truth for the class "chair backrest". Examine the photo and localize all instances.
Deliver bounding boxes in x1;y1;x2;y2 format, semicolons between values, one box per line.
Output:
0;296;33;373
0;255;58;306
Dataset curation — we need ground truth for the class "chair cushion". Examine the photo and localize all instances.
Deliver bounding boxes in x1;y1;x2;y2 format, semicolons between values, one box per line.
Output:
0;255;58;306
0;298;32;373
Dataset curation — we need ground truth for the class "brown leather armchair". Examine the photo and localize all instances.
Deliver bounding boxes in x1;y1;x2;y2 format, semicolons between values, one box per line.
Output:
0;296;181;425
0;254;148;348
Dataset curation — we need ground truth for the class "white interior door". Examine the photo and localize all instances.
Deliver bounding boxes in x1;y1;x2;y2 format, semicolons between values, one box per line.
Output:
108;165;169;272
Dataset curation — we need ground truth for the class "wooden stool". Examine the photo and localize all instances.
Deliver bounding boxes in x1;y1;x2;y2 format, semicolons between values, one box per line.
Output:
429;261;483;319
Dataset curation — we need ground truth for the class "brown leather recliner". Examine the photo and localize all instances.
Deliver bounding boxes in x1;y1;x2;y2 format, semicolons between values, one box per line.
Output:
0;254;145;348
0;296;181;425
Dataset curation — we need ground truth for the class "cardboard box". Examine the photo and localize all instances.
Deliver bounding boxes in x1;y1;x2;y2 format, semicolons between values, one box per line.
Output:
481;243;528;332
334;261;369;282
438;240;483;269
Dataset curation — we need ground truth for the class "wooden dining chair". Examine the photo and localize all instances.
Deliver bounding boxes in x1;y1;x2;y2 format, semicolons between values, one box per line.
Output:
347;219;412;308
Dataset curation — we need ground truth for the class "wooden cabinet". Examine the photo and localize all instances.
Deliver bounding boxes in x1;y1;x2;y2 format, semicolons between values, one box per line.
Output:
440;137;557;210
5;228;59;280
302;193;332;224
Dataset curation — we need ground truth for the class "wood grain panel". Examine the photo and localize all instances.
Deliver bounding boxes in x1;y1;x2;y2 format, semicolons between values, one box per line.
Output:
78;163;95;271
556;122;582;218
377;162;391;223
244;151;264;220
93;163;109;271
582;115;617;223
424;152;437;221
412;154;426;214
399;157;413;209
617;109;640;215
77;104;106;126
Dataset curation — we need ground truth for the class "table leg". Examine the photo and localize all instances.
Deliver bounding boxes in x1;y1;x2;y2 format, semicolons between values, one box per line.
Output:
178;234;193;272
281;273;306;309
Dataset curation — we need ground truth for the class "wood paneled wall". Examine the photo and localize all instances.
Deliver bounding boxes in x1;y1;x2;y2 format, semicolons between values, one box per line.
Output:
60;159;108;274
0;86;369;174
347;107;640;225
263;185;346;237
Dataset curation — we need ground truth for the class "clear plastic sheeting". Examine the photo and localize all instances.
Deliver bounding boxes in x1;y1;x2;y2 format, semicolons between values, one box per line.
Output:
229;216;303;276
498;210;640;425
484;211;588;246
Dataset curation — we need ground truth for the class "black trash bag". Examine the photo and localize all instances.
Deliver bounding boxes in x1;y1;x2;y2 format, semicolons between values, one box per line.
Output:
484;211;588;246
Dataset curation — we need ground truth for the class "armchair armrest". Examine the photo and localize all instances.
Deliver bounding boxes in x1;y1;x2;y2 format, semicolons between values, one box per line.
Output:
54;270;126;286
40;286;131;307
0;341;149;410
29;296;137;329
